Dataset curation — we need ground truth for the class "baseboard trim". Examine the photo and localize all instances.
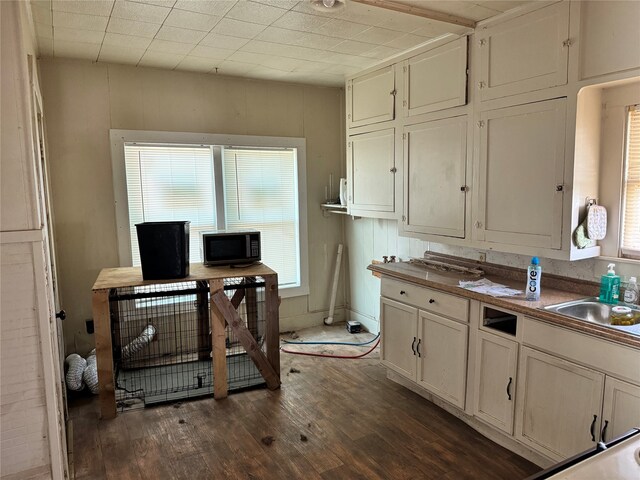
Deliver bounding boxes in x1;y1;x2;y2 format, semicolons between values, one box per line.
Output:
346;309;379;334
279;308;346;332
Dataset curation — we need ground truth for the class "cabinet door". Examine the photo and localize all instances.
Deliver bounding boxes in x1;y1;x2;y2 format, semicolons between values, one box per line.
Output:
403;37;467;116
601;377;640;443
477;2;569;101
402;116;467;238
578;1;640;80
417;311;468;409
516;347;604;461
348;65;395;128
348;128;395;214
475;98;566;249
380;297;418;380
473;331;518;435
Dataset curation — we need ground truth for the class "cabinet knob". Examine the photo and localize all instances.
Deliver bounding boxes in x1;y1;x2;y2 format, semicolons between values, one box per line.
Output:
478;81;486;89
56;309;66;320
475;221;483;228
390;167;397;173
556;184;564;192
400;290;406;295
428;298;435;304
460;185;469;192
562;38;572;47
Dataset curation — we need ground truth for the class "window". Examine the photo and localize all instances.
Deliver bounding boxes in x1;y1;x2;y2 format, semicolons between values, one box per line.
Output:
111;131;308;297
621;105;640;259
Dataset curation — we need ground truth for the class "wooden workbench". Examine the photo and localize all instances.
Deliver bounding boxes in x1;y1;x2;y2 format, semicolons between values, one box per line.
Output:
92;263;280;419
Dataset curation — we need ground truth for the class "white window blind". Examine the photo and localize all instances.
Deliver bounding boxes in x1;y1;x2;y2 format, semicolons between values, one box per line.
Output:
223;147;300;287
621;105;640;259
124;144;216;265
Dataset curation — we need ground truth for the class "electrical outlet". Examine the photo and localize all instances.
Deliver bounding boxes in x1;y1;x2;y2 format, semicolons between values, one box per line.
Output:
479;253;486;263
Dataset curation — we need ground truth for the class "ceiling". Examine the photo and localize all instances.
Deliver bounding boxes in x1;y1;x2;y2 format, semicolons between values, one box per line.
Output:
29;0;528;86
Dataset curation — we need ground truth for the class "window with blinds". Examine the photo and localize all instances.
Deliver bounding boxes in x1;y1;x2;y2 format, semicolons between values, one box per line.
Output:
621;105;640;259
123;142;303;289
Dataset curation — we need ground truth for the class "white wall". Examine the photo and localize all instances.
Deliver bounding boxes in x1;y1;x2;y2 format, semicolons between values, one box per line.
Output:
38;58;346;355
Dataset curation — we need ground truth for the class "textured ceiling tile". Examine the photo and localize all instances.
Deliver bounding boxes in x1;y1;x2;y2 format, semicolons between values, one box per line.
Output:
227;50;267;65
256;26;305;44
54;39;101;59
98;44;146;63
164;9;221;31
106;16;162;37
359;44;401;60
37;37;54;56
53;11;109;30
249;66;290;80
252;0;298;9
111;0;171;23
385;33;430;50
103;32;152;49
272;11;329;32
134;0;176;7
139;50;185;68
155;25;207;43
260;55;300;72
225;1;287;25
148;38;195;54
254;26;342;50
52;0;114;16
375;11;435;32
189;45;234;60
217;59;258;75
410;20;468;38
479;1;529;13
353;26;402;45
291;1;344;18
330;39;375;56
53;26;105;44
313;18;370;39
174;0;237;16
31;4;53;24
176;55;218;72
211;18;267;39
295;32;343;50
200;33;249;50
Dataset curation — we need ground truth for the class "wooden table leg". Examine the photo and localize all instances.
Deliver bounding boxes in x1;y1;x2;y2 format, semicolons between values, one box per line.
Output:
264;274;280;379
93;289;116;419
210;279;227;399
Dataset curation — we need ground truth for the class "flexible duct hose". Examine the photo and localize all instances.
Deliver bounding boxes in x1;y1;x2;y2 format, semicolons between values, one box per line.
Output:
121;324;156;360
65;354;86;391
83;349;99;394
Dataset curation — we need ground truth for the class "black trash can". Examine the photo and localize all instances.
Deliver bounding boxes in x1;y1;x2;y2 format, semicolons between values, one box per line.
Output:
135;221;190;280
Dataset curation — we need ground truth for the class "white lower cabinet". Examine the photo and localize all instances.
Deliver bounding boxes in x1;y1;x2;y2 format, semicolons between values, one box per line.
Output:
516;347;605;461
473;330;518;434
380;297;418;380
417;311;468;409
601;377;640;443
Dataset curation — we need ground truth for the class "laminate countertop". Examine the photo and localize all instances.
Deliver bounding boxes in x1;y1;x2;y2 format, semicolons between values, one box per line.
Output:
368;261;640;349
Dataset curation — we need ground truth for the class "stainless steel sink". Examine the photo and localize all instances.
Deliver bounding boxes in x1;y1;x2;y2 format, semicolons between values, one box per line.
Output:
543;297;640;335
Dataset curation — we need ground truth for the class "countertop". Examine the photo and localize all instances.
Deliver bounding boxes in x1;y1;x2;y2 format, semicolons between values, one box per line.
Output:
368;261;640;349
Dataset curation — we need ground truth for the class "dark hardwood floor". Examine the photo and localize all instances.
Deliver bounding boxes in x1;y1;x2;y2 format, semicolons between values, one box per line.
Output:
69;327;540;480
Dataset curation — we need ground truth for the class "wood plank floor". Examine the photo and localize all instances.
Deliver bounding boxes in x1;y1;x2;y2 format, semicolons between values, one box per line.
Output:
69;326;540;480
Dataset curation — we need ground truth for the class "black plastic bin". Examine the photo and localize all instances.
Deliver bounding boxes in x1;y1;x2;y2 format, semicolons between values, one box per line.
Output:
135;221;190;280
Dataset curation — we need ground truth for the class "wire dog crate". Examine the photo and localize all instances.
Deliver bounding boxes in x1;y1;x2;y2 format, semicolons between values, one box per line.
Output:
109;277;266;408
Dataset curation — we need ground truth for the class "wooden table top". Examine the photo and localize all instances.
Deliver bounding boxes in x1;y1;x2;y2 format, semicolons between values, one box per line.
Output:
92;262;277;290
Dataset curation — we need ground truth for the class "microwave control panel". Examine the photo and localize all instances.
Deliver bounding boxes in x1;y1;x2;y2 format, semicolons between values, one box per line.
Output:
251;240;260;258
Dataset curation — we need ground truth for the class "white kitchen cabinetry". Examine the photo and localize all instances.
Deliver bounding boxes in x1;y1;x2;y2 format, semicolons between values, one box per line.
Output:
577;1;640;80
380;278;469;409
347;65;395;129
403;37;467;116
348;128;396;215
380;297;418;380
600;377;640;443
516;347;605;461
402;116;467;238
477;2;569;101
417;310;468;409
473;330;518;434
475;98;566;249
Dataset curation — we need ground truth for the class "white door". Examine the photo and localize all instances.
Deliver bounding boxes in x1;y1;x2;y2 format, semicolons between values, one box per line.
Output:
473;331;518;434
417;311;468;409
348;128;395;214
380;297;418;380
403;37;467;116
601;377;640;443
516;347;604;461
477;1;569;101
348;65;395;128
475;98;566;249
402;116;467;238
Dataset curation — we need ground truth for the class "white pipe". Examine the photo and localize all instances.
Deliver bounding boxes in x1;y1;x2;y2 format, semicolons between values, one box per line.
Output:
324;244;343;325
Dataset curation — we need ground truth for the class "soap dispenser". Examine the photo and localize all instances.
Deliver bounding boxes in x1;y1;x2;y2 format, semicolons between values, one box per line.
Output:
599;263;621;304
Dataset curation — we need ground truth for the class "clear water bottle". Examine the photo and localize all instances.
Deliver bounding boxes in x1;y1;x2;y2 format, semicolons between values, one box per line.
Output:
526;257;542;301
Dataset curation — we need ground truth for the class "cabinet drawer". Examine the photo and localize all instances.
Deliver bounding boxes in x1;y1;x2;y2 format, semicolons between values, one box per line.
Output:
381;277;469;322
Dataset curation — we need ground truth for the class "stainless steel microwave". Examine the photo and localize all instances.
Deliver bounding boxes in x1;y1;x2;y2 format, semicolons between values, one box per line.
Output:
201;230;261;266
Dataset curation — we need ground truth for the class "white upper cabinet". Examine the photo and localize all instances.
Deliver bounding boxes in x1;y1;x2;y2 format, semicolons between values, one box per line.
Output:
403;37;467;117
578;1;640;80
477;2;569;101
402;115;467;238
347;65;395;129
348;128;396;214
475;98;566;249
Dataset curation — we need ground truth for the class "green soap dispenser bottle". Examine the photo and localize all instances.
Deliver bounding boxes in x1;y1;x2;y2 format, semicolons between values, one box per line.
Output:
599;263;621;304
